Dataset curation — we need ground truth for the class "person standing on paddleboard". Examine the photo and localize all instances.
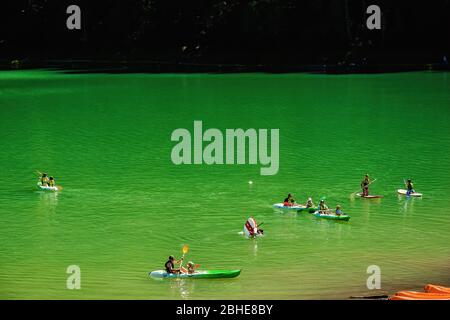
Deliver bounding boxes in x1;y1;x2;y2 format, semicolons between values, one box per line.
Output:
48;176;56;187
406;179;415;196
165;255;183;274
319;199;329;213
360;174;371;196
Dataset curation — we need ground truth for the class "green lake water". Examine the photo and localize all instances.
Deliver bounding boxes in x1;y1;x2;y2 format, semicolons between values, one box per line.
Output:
0;70;449;299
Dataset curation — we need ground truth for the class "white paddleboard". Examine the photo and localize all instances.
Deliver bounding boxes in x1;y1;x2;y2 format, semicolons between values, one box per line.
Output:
243;217;259;238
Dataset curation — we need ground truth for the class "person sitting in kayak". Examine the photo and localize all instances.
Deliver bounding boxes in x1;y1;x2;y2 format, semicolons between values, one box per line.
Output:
305;197;315;208
187;261;196;274
244;217;264;238
319;199;329;213
40;173;50;186
283;194;295;206
360;174;371;196
165;255;183;274
335;205;343;216
405;179;415;196
48;177;56;187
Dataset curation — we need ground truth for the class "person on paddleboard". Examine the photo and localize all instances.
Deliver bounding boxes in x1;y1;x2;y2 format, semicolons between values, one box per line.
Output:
40;173;49;186
283;194;295;206
165;255;183;274
405;179;415;196
319;199;329;213
305;197;315;208
360;174;371;196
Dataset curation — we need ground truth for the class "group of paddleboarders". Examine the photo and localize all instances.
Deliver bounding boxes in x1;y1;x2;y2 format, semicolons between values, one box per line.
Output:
164;255;196;275
39;172;56;187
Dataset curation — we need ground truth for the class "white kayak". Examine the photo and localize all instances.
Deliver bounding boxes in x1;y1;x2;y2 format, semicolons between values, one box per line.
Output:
37;182;59;191
273;203;314;212
149;269;241;279
398;189;422;197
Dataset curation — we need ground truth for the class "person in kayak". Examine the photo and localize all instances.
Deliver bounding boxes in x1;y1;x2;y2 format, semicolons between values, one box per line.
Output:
405;179;415;196
165;255;183;274
48;176;56;187
360;174;371;196
335;205;343;216
319;199;329;213
187;261;196;274
283;194;295;206
305;197;315;208
40;173;50;186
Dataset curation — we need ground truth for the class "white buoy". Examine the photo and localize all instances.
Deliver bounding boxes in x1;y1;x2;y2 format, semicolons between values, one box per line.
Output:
248;180;253;185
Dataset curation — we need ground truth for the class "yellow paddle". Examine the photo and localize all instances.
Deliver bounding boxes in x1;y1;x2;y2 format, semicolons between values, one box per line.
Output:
179;244;189;272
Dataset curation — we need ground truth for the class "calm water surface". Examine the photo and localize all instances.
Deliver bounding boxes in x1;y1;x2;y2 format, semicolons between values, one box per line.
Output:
0;70;449;299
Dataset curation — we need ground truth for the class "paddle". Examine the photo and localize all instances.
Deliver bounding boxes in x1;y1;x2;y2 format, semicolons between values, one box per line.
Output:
351;178;377;196
179;244;189;273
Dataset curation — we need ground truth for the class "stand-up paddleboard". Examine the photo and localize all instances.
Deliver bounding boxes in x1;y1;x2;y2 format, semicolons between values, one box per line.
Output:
397;189;422;197
149;269;241;279
243;217;261;238
273;203;315;212
356;193;383;199
37;182;59;191
311;211;351;221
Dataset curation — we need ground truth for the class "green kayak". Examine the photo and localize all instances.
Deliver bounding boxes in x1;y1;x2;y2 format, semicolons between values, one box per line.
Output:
149;269;241;279
311;211;350;221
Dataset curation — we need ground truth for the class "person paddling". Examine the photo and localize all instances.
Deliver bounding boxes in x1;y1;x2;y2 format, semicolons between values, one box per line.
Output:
405;179;415;196
283;194;295;206
40;173;49;186
165;255;183;274
48;176;56;187
335;205;343;216
186;261;196;274
305;197;315;208
360;174;371;197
